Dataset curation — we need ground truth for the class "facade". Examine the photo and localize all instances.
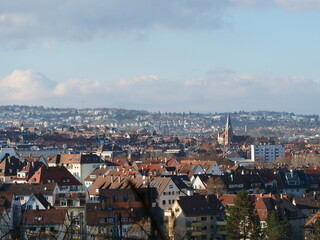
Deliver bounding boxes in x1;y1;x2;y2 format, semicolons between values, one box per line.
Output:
47;153;104;183
251;144;285;162
217;114;234;146
23;209;69;240
165;195;226;240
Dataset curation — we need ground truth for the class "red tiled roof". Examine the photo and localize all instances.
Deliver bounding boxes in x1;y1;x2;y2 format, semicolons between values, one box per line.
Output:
28;166;82;187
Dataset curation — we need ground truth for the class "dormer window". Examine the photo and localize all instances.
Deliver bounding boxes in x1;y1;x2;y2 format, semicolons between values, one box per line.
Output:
60;200;67;207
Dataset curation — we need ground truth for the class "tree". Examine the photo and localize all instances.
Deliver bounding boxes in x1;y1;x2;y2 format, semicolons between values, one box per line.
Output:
280;216;294;240
264;211;294;240
226;191;261;240
311;216;320;240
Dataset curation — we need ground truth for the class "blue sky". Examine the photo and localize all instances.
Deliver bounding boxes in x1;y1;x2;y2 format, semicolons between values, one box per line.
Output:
1;0;320;114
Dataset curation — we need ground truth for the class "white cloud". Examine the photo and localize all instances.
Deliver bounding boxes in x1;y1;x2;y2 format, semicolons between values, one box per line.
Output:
273;0;320;11
0;0;318;48
0;0;230;48
53;79;104;97
117;75;160;87
0;70;55;101
2;69;320;113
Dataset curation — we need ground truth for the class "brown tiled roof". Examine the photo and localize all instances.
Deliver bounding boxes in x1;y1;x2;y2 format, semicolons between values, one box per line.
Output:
0;182;57;195
219;193;305;220
25;209;67;225
88;176;172;197
305;211;320;226
28;166;82;187
177;195;223;217
293;196;320;209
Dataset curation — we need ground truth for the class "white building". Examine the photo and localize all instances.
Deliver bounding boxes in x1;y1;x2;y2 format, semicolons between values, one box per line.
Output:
48;153;104;183
251;144;285;163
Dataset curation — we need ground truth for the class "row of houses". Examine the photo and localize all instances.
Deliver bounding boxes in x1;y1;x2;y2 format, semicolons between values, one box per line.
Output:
0;148;320;239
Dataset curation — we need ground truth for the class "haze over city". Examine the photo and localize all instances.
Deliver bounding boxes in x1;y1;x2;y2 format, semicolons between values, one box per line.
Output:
1;0;320;114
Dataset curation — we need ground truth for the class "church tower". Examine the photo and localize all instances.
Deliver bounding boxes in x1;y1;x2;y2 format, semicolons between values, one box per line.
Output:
224;114;234;145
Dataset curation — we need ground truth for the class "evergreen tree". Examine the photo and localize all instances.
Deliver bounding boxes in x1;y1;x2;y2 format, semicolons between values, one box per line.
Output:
280;216;294;240
226;191;261;240
311;216;320;240
264;211;281;239
264;211;294;240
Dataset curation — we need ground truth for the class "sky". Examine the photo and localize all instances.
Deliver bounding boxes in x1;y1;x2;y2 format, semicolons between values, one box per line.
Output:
1;0;320;114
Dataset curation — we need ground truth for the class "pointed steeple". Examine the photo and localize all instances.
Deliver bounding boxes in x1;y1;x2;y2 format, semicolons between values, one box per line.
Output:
225;114;233;132
224;114;234;145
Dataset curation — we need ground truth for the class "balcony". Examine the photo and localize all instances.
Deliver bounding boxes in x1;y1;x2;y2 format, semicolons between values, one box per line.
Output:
191;231;202;236
216;221;226;225
217;230;227;235
191;222;202;227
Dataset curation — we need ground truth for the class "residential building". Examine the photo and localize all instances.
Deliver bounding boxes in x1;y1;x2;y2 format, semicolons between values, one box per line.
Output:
47;153;104;183
251;144;285;162
165;195;226;240
23;209;69;240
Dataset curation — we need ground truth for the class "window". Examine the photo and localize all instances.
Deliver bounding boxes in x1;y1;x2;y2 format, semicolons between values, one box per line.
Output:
99;218;105;223
50;227;55;232
60;201;67;207
169;184;173;189
29;227;36;232
123;194;128;202
73;199;80;207
40;227;46;232
162;200;166;205
201;217;207;221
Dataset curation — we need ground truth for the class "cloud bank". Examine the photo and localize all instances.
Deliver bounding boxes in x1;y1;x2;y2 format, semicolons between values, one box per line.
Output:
1;69;320;114
0;0;316;48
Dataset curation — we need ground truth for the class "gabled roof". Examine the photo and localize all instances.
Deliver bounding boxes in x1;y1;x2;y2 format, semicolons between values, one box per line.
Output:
12;161;45;182
24;209;67;225
88;176;177;197
49;153;103;165
28;166;82;187
0;156;24;177
219;193;305;221
28;193;51;209
177;195;224;217
293;196;320;209
305;211;320;226
0;183;57;195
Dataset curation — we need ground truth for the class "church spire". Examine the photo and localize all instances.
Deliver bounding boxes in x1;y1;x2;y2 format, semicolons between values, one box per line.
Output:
224;114;233;145
225;113;233;132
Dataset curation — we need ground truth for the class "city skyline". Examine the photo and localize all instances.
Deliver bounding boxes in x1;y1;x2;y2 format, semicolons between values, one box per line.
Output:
1;0;320;114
